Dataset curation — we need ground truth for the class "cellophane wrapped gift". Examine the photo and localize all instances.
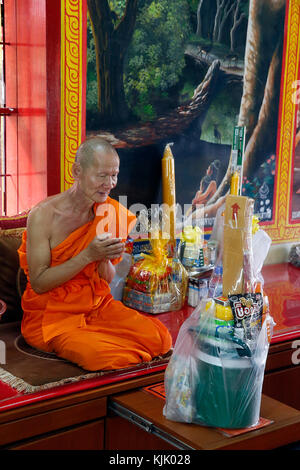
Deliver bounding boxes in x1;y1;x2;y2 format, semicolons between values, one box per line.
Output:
163;195;275;429
163;296;274;428
123;234;188;314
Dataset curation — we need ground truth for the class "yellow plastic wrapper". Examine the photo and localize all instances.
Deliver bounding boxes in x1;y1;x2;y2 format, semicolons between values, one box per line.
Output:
252;215;260;235
123;232;188;314
181;226;203;245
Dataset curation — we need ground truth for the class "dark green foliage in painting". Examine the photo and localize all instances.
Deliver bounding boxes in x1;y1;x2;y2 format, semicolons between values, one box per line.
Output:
87;0;193;123
124;0;192;121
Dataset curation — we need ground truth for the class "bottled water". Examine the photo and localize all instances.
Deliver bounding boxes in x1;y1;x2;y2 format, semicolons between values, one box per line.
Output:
208;265;223;298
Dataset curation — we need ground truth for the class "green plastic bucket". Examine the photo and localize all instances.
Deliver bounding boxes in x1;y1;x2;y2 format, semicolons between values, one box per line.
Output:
194;333;265;429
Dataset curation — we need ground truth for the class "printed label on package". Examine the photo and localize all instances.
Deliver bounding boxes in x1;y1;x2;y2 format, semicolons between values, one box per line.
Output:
228;293;263;340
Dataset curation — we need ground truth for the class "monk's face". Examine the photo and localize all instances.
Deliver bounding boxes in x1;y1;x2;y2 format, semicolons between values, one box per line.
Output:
79;149;120;203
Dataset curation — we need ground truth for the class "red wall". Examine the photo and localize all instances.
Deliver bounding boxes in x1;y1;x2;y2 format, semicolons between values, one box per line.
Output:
5;0;61;215
46;0;61;197
5;0;18;213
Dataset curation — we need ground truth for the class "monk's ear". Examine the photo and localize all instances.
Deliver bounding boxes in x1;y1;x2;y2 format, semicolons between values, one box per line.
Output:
72;162;82;180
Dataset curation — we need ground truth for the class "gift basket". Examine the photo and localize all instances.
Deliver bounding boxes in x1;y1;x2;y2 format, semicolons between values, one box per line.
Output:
163;194;275;429
123;211;188;314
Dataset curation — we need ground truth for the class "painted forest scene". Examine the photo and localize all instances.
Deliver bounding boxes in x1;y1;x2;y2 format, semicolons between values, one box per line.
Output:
86;0;286;228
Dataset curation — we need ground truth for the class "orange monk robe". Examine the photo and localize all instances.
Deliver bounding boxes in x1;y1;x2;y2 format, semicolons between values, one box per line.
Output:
18;197;172;371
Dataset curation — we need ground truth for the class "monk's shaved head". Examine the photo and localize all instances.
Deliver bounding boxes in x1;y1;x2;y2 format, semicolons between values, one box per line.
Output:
75;137;119;170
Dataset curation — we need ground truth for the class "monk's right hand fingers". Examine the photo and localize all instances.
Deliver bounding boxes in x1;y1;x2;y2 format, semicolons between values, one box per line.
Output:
95;237;121;247
96;241;124;258
103;237;122;246
105;243;124;257
87;237;124;261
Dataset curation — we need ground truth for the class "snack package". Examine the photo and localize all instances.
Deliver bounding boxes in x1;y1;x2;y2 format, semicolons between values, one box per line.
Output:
164;195;275;429
123;234;188;314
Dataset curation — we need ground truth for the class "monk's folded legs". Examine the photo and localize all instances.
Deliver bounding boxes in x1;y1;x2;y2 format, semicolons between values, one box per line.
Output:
50;325;170;370
49;303;172;370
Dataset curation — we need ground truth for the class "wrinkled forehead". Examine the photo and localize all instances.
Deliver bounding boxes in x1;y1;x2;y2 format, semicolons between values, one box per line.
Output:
91;148;120;172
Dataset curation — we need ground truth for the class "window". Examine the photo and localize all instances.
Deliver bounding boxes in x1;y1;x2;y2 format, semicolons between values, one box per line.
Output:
0;0;47;216
0;0;16;215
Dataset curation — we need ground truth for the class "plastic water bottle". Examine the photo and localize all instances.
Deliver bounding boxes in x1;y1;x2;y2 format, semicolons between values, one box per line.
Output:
110;253;132;301
208;265;223;298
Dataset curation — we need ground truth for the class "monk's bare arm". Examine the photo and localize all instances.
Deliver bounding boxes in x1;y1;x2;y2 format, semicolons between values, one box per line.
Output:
27;208;124;294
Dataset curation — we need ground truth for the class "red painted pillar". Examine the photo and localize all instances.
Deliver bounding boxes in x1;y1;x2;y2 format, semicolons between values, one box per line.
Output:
5;0;18;214
46;0;61;196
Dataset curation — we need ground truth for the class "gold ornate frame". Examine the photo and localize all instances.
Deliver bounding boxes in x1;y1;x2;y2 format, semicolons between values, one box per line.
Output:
265;0;300;243
60;0;85;191
60;0;300;243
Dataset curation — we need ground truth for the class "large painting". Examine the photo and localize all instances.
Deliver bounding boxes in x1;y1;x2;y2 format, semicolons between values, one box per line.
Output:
60;0;300;242
290;100;300;221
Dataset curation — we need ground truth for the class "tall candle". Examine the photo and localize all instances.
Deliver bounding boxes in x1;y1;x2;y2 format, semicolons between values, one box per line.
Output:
162;143;176;250
230;170;239;195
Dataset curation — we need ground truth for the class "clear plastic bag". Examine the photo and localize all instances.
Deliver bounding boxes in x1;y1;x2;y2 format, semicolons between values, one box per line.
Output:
123;210;188;314
163;297;274;428
123;235;188;313
164;195;274;429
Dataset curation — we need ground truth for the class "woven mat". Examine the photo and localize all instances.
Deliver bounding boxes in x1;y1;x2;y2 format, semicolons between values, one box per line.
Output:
0;322;170;394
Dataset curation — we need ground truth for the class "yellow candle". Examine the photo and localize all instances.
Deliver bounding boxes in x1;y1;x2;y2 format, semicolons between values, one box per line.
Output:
162;143;176;249
230;171;239;195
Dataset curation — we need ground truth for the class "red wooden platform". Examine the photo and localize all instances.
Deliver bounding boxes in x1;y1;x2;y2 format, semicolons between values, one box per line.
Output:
0;263;299;413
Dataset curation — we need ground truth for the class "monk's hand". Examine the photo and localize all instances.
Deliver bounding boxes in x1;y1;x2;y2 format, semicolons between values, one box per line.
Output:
86;235;125;262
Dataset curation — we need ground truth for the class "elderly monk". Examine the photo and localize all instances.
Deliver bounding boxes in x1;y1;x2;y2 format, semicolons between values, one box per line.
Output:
18;137;172;371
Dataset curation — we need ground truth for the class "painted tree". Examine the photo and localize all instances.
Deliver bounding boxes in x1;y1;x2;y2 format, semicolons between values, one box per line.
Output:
87;0;138;125
124;0;191;121
212;0;232;42
195;0;248;48
213;0;235;43
238;0;285;171
230;0;247;51
196;0;205;36
208;0;286;207
87;0;192;125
